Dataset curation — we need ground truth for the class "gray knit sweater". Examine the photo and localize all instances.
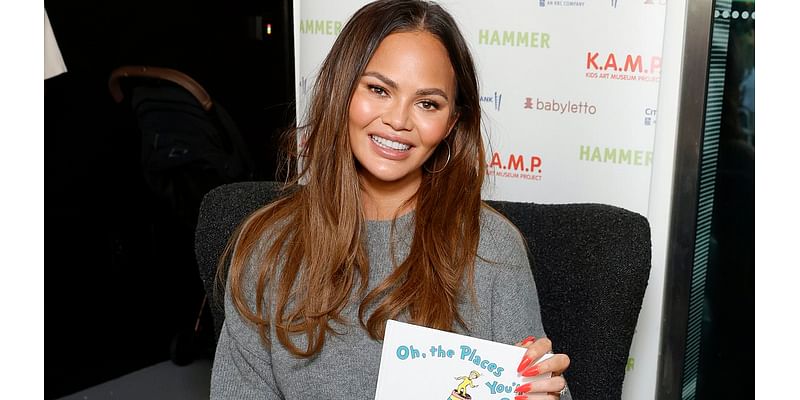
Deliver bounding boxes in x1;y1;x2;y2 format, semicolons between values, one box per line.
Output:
211;208;570;399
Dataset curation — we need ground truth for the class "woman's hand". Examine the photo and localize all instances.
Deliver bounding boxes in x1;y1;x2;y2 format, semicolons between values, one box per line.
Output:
513;336;570;399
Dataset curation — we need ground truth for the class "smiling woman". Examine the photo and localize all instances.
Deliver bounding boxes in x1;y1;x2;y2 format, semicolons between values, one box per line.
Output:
348;31;458;218
210;1;571;399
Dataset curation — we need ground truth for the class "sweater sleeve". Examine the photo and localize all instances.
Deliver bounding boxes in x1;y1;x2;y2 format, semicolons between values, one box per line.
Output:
210;253;284;399
488;224;547;345
486;216;573;400
210;319;283;399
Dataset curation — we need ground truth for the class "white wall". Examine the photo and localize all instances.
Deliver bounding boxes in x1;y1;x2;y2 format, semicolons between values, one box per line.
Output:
293;1;687;398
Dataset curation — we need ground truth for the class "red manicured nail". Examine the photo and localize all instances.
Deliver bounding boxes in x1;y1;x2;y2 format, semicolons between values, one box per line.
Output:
514;383;532;393
521;365;541;377
520;336;536;346
515;396;528;400
517;356;533;373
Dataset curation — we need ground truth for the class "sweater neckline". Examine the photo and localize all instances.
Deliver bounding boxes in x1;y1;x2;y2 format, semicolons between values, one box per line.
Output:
365;210;415;240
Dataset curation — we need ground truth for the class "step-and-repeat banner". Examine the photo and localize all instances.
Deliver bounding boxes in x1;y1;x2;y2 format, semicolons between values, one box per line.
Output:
293;1;668;398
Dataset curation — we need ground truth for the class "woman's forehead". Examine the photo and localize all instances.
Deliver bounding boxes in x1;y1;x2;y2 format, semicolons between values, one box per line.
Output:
363;31;456;95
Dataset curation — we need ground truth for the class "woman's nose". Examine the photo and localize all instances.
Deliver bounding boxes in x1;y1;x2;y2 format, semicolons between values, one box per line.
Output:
381;101;412;131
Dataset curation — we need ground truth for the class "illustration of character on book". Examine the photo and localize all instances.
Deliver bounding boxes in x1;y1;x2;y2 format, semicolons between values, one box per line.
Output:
448;370;481;400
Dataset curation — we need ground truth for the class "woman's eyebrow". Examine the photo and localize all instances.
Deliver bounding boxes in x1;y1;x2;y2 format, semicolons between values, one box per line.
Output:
363;71;398;89
362;71;449;101
415;88;449;101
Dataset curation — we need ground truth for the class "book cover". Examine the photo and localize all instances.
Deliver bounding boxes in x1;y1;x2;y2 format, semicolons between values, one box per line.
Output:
374;320;552;400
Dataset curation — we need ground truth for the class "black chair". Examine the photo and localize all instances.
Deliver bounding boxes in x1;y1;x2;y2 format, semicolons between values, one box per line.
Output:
195;181;651;400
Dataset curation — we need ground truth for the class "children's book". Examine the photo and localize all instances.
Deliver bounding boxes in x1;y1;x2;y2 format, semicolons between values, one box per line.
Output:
374;320;552;400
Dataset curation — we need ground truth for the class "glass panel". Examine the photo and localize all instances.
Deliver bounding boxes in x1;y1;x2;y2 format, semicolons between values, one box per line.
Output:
681;1;755;399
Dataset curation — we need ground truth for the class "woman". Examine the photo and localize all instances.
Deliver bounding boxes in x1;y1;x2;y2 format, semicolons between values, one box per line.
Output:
211;1;571;399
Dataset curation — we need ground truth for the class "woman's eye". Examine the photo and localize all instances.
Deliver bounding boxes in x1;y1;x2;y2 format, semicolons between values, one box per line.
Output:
368;85;387;96
419;100;439;110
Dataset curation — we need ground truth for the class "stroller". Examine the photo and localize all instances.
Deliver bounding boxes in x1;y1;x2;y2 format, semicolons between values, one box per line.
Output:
109;66;255;364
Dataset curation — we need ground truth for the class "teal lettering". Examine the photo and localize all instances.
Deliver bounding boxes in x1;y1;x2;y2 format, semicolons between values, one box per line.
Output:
494;366;504;378
459;345;472;360
485;380;516;395
396;345;409;360
396;345;420;360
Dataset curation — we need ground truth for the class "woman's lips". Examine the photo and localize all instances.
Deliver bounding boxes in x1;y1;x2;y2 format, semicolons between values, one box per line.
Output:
369;134;414;160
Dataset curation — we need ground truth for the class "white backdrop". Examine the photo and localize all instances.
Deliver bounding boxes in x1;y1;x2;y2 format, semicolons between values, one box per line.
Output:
293;1;671;398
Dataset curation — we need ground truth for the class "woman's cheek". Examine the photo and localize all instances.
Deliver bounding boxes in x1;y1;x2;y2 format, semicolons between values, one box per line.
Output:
418;118;451;146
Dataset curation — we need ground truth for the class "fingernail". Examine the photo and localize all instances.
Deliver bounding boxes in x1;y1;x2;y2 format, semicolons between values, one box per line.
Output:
515;396;528;400
514;383;532;393
520;336;536;346
517;356;533;373
521;365;541;377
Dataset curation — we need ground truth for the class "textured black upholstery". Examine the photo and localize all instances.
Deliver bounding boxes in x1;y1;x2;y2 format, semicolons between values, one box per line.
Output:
195;181;651;400
485;201;651;400
195;181;287;338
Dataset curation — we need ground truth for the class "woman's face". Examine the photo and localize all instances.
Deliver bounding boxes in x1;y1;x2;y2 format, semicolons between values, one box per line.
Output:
348;30;457;192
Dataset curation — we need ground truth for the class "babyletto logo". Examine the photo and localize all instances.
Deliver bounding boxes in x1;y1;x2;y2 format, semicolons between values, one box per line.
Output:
585;52;661;83
298;19;343;35
480;92;503;112
579;145;653;167
644;107;657;126
538;0;586;7
478;29;551;48
486;152;544;181
524;97;597;115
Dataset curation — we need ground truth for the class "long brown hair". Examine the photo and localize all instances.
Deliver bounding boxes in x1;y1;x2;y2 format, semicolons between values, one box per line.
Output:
220;0;485;357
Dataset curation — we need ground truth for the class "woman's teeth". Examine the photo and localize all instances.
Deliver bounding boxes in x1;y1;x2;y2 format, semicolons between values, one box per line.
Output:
370;135;411;151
